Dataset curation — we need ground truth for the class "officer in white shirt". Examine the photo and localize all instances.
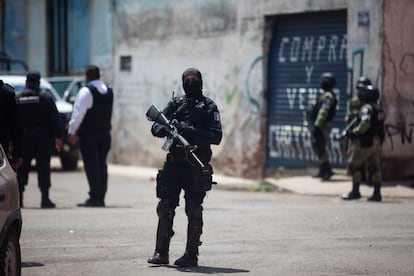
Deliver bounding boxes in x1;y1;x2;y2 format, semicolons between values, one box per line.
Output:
68;65;113;207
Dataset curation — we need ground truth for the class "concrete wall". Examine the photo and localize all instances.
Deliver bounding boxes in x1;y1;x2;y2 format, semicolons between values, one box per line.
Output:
89;0;114;83
110;0;384;179
381;0;414;180
347;0;383;89
26;0;48;74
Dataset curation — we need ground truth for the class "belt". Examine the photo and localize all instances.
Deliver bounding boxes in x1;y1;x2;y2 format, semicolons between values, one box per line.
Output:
24;126;46;131
166;154;187;163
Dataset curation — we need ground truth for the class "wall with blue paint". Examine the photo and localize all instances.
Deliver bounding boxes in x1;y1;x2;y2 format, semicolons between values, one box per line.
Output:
27;0;47;73
89;0;114;82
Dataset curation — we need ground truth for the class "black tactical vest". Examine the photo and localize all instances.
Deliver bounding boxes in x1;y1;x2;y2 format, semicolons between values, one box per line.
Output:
77;85;113;135
165;96;214;162
366;104;385;140
16;88;48;129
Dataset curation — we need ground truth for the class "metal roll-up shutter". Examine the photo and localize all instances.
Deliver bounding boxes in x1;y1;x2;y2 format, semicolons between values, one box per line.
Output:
266;10;347;167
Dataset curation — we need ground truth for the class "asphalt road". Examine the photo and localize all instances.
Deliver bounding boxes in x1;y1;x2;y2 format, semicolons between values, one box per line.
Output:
20;163;414;276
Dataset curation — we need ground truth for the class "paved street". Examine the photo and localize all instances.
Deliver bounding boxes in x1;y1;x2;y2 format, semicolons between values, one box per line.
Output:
20;161;414;275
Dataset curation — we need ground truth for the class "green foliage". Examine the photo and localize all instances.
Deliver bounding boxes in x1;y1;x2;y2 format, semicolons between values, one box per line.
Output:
244;182;274;192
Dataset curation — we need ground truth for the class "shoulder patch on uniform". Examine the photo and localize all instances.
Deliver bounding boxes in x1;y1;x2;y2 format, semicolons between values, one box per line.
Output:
322;98;332;110
361;106;370;114
214;112;221;122
360;106;370;121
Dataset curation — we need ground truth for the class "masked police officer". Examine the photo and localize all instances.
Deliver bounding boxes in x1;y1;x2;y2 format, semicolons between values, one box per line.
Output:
16;71;63;208
342;85;385;202
309;72;337;181
147;68;222;267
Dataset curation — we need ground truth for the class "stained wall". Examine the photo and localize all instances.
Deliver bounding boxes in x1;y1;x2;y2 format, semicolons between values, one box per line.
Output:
381;0;414;180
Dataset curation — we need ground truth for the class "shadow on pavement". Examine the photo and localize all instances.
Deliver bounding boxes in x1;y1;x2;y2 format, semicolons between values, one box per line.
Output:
177;265;250;274
150;264;249;274
22;262;44;268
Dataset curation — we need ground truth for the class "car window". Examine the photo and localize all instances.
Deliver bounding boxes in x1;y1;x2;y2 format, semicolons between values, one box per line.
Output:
50;81;72;97
71;81;84;96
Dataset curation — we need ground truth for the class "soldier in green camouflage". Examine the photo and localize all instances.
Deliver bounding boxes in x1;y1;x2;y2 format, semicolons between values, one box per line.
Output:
345;77;372;182
309;73;338;181
342;85;385;202
346;77;371;123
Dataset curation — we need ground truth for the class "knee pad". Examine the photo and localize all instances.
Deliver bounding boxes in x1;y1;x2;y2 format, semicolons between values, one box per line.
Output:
185;200;203;220
157;200;175;220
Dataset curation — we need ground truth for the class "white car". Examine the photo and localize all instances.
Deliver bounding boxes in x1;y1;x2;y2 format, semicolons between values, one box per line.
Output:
0;75;80;171
47;76;84;104
0;144;22;275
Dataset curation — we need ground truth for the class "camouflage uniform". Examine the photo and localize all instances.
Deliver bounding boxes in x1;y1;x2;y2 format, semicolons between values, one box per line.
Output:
342;86;384;202
310;72;337;181
347;96;362;122
345;76;371;180
313;91;336;165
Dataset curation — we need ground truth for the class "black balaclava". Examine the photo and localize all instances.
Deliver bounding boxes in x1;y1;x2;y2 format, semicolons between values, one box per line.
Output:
182;67;203;99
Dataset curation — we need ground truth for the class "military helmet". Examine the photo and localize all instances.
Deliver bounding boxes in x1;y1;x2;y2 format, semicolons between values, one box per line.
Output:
356;76;372;89
361;85;380;103
320;72;336;91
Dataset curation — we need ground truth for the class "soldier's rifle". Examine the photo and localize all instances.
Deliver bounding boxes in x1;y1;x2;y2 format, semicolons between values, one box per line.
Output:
146;104;205;168
335;117;358;140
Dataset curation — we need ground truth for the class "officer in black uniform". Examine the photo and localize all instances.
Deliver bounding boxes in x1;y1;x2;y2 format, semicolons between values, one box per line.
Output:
16;71;63;208
0;80;23;171
147;68;222;267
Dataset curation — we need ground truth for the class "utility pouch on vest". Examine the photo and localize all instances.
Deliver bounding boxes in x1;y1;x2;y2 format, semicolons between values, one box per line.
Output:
193;164;213;192
156;170;170;198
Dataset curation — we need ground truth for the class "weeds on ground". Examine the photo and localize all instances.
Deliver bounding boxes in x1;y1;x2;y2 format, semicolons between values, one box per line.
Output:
244;182;274;192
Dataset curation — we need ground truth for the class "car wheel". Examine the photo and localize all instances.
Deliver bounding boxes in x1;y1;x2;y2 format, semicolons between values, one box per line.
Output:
1;228;21;276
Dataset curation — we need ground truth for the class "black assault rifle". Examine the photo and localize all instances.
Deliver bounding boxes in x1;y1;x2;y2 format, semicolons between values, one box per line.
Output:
335;117;358;140
146;104;205;168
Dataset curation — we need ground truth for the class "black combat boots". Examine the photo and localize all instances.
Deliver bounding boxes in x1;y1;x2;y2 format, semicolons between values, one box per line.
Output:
174;216;202;267
147;230;172;265
148;252;169;265
321;162;334;181
342;181;361;200
174;251;198;267
367;183;382;202
313;164;323;178
41;189;56;208
147;213;174;265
